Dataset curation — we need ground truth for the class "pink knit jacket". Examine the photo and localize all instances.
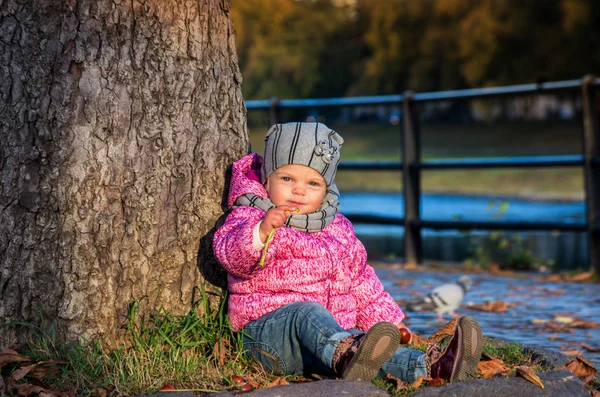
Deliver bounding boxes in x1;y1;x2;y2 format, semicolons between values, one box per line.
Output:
213;153;405;331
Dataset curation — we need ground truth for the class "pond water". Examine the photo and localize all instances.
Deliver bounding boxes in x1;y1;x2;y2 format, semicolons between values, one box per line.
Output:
375;265;600;368
341;192;589;268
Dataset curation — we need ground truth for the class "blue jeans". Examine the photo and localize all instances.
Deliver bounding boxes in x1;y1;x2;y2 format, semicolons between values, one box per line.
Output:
242;301;428;383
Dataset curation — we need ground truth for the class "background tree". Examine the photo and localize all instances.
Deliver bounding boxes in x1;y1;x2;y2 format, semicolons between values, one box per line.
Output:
0;0;247;344
232;0;600;99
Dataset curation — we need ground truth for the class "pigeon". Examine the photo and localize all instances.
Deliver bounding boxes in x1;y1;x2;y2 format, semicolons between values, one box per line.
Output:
405;276;472;322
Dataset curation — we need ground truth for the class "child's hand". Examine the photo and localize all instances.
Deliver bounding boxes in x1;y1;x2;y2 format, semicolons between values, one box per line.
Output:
259;205;297;243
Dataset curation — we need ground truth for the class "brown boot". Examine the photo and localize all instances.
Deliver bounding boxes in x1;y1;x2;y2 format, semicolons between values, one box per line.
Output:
426;316;483;382
332;322;400;381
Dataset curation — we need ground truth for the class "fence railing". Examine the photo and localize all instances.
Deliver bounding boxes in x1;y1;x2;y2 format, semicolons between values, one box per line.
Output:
245;76;600;274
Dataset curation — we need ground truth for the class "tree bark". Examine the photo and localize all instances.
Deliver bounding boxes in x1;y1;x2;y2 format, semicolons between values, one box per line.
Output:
0;0;247;343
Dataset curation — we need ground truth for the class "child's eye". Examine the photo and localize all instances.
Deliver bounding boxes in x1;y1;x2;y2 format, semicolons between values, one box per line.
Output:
309;181;321;187
282;176;292;182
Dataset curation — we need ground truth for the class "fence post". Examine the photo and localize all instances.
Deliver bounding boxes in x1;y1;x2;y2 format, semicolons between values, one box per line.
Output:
582;76;600;274
269;97;280;126
401;92;423;265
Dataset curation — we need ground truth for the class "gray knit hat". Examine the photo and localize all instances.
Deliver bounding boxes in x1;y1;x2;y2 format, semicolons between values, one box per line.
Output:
262;122;344;186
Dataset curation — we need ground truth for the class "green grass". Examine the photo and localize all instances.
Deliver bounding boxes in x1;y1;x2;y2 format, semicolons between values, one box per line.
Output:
10;287;274;396
248;120;584;199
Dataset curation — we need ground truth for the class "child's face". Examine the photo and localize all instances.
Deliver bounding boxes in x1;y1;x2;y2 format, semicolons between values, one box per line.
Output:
266;164;327;214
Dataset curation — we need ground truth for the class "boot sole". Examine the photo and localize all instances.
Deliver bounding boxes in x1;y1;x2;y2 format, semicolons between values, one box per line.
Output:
342;322;400;381
452;316;483;381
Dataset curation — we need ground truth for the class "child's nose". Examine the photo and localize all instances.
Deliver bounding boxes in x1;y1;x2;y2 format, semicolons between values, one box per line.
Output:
292;184;305;195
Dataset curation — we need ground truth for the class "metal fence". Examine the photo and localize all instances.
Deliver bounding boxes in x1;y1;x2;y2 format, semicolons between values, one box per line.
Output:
245;76;600;274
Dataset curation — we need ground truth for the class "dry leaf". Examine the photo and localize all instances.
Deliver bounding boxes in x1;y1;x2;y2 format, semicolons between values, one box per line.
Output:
385;373;410;392
581;343;600;352
213;338;229;366
569;272;593;282
466;301;516;313
428;318;458;344
560;349;583;356
91;388;108;397
570;318;600;329
559;356;598;378
14;383;46;396
245;377;260;389
516;366;544;389
410;375;432;388
478;358;509;378
10;363;37;381
410;333;428;348
266;377;289;388
0;347;30;368
30;363;60;381
590;389;600;397
428;377;445;387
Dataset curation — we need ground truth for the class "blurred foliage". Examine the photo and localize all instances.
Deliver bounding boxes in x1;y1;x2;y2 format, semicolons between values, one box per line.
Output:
232;0;600;99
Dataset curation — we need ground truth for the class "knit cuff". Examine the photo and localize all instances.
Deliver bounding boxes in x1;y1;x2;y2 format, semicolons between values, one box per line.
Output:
252;222;265;251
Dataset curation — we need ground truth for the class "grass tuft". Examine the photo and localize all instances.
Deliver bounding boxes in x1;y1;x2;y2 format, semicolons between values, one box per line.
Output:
16;287;267;396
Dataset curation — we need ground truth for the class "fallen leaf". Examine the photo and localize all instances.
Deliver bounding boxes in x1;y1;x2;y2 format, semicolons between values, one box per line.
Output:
410;375;432;388
516;366;544;389
559;356;598;378
428;377;445;387
478;358;509;378
581;343;600;352
385;373;410;392
213;338;230;366
570;318;600;329
531;319;547;324
568;272;593;282
160;384;175;391
0;347;30;368
428;318;458;344
466;301;516;313
560;349;583;357
590;389;600;397
10;363;37;381
91;388;107;397
245;377;260;389
14;383;46;396
554;316;573;324
266;377;289;388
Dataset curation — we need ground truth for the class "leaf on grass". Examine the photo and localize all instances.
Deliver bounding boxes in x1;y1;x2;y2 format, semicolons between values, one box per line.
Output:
265;377;289;388
385;373;410;392
410;375;432;388
466;301;516;313
478;358;509;378
14;383;45;396
559;356;598;379
10;363;37;381
410;333;428;348
428;318;458;344
581;343;600;352
245;377;260;389
516;366;544;389
30;363;60;381
213;338;230;366
91;388;108;397
0;347;30;368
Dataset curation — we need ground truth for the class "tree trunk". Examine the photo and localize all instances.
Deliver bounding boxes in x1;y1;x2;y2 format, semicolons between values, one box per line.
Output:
0;0;247;344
